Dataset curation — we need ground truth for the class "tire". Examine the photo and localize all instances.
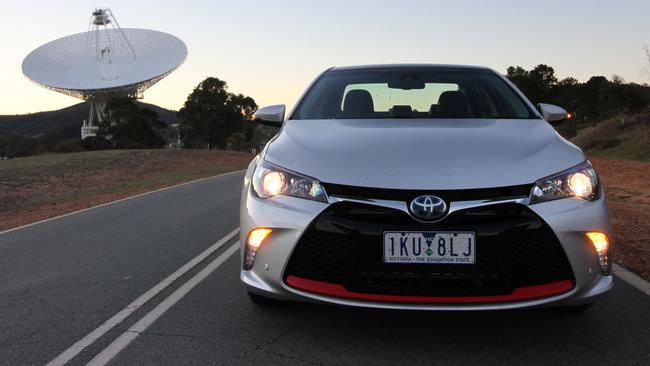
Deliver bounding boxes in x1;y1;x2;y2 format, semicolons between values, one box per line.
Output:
247;291;278;306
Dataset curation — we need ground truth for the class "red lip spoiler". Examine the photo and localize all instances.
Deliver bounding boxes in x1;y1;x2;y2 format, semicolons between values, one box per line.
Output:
286;275;573;304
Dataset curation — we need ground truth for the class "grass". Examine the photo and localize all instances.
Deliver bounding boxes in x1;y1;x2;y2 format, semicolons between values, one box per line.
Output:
0;149;252;231
571;111;650;162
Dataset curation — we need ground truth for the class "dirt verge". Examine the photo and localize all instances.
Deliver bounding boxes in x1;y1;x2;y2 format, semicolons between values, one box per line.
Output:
0;149;252;232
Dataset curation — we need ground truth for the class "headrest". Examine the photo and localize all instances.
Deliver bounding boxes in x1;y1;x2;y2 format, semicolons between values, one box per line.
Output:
429;104;438;116
438;91;468;118
391;105;413;118
343;89;374;113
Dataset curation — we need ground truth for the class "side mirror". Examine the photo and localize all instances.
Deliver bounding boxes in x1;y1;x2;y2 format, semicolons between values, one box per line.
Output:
537;103;569;125
253;104;285;127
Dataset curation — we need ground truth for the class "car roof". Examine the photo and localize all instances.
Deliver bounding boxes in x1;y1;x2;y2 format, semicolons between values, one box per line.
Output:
329;64;490;72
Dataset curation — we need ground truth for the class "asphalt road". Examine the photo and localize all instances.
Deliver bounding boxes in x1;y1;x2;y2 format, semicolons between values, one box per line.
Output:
1;171;649;365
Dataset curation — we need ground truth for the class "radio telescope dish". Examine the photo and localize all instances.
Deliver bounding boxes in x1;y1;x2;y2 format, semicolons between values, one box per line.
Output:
22;9;187;139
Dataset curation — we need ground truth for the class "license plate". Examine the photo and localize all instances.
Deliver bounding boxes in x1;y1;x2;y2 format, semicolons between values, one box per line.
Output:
383;231;475;264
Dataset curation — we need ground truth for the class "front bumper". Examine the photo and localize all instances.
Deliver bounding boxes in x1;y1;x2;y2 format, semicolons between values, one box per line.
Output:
240;174;612;310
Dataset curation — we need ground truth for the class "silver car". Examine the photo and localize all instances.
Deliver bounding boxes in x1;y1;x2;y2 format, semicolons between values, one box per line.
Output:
240;64;612;311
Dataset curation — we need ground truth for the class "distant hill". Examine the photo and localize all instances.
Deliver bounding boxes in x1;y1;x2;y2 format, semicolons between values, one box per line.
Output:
0;101;179;139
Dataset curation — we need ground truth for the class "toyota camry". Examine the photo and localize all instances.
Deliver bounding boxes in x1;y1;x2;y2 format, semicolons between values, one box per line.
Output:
239;64;612;311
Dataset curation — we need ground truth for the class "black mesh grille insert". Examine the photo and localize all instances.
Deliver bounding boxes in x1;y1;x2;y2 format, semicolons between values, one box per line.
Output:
285;202;574;297
322;182;533;202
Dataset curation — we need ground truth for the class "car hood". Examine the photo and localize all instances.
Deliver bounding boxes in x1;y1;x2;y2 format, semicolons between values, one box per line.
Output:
263;118;585;190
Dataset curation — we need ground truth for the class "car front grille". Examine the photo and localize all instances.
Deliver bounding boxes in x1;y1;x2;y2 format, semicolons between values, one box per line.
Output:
284;201;574;298
322;182;533;202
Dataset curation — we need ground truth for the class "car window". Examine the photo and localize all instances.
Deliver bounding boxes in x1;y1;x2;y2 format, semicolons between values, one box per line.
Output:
340;83;459;113
292;68;538;120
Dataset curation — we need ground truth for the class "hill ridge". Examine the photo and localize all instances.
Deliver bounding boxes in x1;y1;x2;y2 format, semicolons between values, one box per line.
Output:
0;102;179;138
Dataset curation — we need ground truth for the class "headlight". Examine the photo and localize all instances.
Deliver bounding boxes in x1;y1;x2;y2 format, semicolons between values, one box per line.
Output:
530;161;599;204
252;160;328;203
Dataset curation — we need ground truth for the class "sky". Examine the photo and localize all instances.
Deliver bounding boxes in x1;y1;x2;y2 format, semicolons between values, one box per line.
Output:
1;0;650;115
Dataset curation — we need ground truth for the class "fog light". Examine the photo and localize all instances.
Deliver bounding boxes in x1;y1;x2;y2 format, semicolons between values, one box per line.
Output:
586;232;610;275
243;228;272;270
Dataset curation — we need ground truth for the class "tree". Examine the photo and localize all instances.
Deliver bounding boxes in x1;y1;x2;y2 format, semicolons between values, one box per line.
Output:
558;77;578;86
506;66;528;79
98;97;167;149
507;64;557;103
506;65;650;125
529;64;558;90
506;66;533;98
0;133;43;157
611;75;625;85
226;132;246;150
178;77;257;150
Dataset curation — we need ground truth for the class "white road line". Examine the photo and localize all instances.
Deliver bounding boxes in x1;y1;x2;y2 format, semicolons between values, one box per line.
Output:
613;263;650;296
46;228;239;366
87;242;240;366
0;169;245;237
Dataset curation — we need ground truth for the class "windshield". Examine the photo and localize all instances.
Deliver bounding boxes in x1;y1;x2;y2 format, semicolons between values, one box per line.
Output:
291;67;538;120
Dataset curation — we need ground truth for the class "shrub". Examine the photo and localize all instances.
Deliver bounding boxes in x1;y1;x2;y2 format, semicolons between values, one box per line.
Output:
598;137;622;149
123;142;149;149
81;136;111;150
53;139;84;153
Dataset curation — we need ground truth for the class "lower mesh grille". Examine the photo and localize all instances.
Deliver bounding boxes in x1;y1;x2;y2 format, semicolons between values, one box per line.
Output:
284;202;574;298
